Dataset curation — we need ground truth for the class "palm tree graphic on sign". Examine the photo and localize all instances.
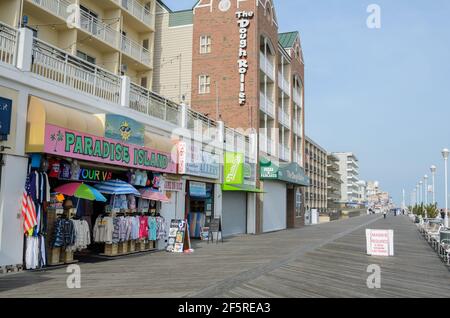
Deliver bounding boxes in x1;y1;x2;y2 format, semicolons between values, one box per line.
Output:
50;130;64;152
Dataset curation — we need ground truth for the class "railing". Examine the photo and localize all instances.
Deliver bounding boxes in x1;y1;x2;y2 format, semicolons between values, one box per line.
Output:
259;92;274;117
259;52;274;80
31;38;122;103
225;127;246;153
279;143;290;161
187;108;218;140
0;22;17;66
129;82;180;125
278;72;291;96
293;122;302;135
259;134;274;155
30;0;72;21
293;90;302;106
79;10;119;49
120;0;154;27
278;108;291;129
121;34;151;65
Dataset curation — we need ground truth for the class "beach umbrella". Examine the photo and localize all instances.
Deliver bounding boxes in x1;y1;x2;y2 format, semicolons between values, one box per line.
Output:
94;180;140;196
139;188;170;203
54;183;107;202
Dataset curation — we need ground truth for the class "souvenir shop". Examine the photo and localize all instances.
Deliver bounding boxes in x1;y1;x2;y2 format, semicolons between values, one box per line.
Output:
177;141;221;240
22;97;177;269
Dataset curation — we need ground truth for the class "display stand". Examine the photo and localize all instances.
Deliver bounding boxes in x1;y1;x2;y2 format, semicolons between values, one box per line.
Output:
60;250;78;264
207;218;223;245
128;240;136;252
101;240;157;257
47;247;64;266
167;219;192;253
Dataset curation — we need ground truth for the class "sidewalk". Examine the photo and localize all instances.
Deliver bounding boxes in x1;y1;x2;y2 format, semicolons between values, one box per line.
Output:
0;214;448;298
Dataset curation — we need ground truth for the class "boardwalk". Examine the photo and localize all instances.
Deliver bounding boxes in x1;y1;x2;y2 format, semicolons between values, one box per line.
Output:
0;214;449;298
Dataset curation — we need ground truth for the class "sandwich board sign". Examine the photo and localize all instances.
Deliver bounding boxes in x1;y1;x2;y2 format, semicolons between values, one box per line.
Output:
366;229;394;256
167;219;191;253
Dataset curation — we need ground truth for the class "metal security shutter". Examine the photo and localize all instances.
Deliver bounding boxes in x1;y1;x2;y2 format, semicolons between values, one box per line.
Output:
222;192;247;237
263;181;287;232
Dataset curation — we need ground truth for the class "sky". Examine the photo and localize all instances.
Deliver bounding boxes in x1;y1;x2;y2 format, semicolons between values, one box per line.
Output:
161;0;450;207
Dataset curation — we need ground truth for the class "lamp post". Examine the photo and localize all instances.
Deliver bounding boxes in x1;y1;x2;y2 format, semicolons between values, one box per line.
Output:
419;181;423;204
416;184;420;205
430;165;437;205
424;175;428;205
442;148;449;228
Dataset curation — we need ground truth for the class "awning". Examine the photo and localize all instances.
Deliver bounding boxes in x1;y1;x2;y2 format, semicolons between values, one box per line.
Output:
260;157;310;187
222;184;265;193
139;188;170;203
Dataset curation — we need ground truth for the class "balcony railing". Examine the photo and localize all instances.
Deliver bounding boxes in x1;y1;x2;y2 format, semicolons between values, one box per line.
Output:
279;143;290;161
119;0;154;27
259;52;274;80
0;22;17;66
278;108;291;129
187;108;218;140
293;90;302;106
29;0;72;22
259;92;274;117
31;38;122;104
79;10;120;49
129;82;181;125
259;134;275;156
121;34;151;65
278;72;291;96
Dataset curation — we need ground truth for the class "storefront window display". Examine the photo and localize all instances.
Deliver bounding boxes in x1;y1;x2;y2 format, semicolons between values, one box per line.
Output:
186;181;215;239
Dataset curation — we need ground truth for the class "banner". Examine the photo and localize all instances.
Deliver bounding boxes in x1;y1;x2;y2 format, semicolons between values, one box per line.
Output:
224;152;244;185
105;114;145;146
44;124;176;173
0;97;12;141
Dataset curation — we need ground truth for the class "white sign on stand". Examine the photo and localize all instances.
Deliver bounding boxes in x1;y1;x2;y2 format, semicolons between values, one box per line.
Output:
366;229;394;256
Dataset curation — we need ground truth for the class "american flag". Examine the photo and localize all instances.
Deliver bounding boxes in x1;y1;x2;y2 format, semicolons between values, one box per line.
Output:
21;175;37;235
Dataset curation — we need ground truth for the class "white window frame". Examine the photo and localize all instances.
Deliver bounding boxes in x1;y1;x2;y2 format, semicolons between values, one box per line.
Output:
198;75;211;94
200;35;211;54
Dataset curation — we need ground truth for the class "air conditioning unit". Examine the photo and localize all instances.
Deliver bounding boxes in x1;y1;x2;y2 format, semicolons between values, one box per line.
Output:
120;64;128;73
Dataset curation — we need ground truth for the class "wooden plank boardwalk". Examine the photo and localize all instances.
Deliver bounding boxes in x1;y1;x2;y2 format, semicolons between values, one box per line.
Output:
0;214;449;298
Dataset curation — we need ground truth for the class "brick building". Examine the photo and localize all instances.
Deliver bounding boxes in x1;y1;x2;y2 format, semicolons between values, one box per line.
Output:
154;0;309;233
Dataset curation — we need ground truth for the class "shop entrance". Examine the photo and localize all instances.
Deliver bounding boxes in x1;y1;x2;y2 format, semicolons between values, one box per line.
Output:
185;181;215;239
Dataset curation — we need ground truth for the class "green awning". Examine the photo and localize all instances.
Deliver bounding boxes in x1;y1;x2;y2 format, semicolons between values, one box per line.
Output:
260;157;310;187
222;184;265;193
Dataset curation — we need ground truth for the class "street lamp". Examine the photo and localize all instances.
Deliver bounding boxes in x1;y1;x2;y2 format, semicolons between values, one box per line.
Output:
424;175;428;205
430;165;437;205
419;181;423;204
416;184;420;205
442;148;449;228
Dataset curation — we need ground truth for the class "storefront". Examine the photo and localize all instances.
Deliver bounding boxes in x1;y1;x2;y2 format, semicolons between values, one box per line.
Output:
177;141;220;239
222;152;262;237
22;96;178;269
260;157;310;232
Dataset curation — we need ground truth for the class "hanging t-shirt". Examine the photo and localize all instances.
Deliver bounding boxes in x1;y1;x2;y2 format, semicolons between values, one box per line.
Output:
59;162;72;179
48;158;61;178
135;170;143;186
141;172;148;187
71;161;81;180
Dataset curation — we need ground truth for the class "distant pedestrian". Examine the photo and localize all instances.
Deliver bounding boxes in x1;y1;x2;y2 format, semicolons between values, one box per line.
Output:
383;210;387;219
441;209;446;221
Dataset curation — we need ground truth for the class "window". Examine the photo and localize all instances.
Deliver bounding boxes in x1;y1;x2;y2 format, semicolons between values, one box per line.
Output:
198;75;211;94
142;39;149;50
76;50;96;65
200;35;211;54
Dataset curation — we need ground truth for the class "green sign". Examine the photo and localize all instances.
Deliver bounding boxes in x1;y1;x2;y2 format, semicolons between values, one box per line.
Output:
224;152;244;185
260;158;310;186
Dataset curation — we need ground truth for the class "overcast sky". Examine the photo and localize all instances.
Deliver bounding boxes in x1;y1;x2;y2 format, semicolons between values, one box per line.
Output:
161;0;450;206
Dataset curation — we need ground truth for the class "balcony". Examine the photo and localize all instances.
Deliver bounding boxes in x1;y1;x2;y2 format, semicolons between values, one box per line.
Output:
259;134;275;156
260;52;275;81
293;90;302;106
293;122;302;136
0;22;17;66
121;34;151;66
279;143;290;161
186;108;218;141
28;0;72;22
278;108;291;129
79;10;120;50
278;72;291;96
259;92;275;118
118;0;154;28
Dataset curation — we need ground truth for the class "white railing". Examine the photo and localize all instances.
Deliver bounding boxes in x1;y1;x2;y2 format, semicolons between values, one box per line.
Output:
0;22;17;66
31;38;122;104
187;108;218;140
30;0;72;21
293;90;302;106
79;10;119;49
293;122;302;135
259;134;275;155
279;143;290;161
278;108;291;129
121;34;151;65
129;82;181;125
260;52;274;80
259;92;274;117
120;0;154;27
278;72;291;96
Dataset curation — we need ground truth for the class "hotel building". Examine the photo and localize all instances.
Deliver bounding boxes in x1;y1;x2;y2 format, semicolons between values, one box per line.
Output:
304;136;327;214
333;152;360;205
